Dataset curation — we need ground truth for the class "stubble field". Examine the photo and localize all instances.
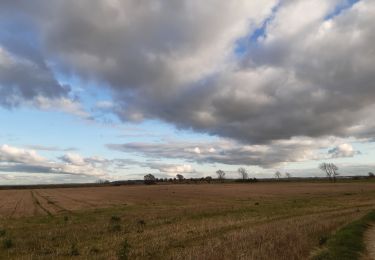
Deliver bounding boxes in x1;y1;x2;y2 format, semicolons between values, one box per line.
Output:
0;182;374;259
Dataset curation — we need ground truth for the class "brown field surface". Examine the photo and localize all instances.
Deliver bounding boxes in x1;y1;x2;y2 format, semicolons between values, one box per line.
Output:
0;182;374;259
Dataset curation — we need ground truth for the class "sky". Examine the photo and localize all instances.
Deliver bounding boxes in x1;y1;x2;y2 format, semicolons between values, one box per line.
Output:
0;0;375;184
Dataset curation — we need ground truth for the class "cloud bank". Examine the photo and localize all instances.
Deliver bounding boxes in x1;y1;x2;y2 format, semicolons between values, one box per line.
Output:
1;0;373;171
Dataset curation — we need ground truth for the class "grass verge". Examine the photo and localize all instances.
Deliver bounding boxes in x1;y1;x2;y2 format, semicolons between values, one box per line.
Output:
312;210;375;260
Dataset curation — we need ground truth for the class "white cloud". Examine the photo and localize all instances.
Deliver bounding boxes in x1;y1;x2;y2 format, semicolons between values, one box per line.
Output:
0;144;46;164
0;144;109;178
328;143;358;158
60;153;86;166
148;163;195;175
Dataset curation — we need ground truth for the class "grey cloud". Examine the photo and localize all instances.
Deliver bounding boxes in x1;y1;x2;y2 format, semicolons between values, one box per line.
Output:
25;145;78;152
107;137;352;168
0;45;69;107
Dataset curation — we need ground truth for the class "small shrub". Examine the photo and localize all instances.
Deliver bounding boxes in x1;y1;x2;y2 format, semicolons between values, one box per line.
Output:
3;238;13;249
137;219;146;226
254;202;259;206
117;239;130;260
63;216;69;222
0;229;6;237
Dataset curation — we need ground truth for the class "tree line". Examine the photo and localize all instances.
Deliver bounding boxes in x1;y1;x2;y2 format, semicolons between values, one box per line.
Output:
143;163;375;185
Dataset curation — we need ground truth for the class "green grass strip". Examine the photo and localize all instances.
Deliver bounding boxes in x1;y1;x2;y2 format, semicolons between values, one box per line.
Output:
312;210;375;260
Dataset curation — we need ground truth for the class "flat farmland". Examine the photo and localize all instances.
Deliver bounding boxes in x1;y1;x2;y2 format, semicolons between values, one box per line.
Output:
0;182;374;259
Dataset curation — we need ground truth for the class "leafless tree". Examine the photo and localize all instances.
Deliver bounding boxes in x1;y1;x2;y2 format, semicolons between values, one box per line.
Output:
319;163;339;182
285;172;292;179
274;171;281;180
216;170;226;182
176;174;184;181
238;167;248;180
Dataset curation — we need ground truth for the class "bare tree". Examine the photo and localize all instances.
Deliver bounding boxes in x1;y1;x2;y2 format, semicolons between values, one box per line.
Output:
274;171;281;180
176;174;184;181
319;163;339;182
285;172;292;179
216;170;226;182
144;174;156;185
238;167;248;181
368;172;375;178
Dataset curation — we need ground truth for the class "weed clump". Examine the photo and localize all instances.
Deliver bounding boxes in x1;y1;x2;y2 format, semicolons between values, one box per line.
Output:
111;215;121;222
117;239;130;260
319;235;328;245
3;238;13;249
110;224;122;232
89;246;100;254
108;215;122;232
69;243;79;256
136;219;146;233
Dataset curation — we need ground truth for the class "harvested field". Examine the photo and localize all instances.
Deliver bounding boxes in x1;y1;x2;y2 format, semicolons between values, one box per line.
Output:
0;182;374;259
0;182;374;218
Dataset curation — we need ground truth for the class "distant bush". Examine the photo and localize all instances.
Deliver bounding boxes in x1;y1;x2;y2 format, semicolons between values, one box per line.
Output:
144;174;156;185
235;178;258;183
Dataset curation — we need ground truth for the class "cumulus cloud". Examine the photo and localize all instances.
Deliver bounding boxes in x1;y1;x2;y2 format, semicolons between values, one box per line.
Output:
59;153;86;166
3;0;370;144
0;144;46;164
